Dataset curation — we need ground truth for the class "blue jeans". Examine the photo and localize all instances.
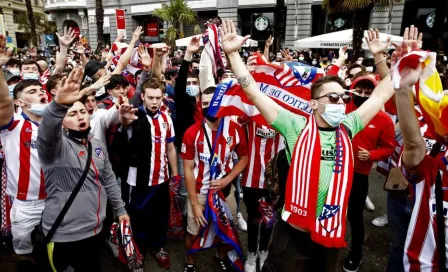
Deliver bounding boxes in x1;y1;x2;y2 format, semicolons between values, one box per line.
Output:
386;193;412;272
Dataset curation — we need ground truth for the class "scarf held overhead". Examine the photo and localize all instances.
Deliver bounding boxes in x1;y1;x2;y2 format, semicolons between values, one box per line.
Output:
392;50;445;140
208;53;323;126
282;115;354;248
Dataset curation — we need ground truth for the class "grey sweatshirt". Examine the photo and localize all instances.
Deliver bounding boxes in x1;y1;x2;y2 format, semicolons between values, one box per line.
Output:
36;101;126;243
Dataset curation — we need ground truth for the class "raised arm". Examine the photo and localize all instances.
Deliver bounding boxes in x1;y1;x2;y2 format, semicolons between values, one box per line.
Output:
74;42;88;68
151;44;168;80
112;26;143;75
263;35;274;61
393;42;426;169
221;19;280;124
0;36;14;127
37;68;85;164
130;45;152;107
53;27;76;75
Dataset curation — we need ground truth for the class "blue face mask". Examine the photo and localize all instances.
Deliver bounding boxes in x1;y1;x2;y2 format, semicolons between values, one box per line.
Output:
316;102;346;127
8;84;17;97
23;73;39;80
186;85;200;97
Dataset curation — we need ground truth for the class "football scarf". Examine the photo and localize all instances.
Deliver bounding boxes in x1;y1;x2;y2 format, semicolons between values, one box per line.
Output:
188;119;244;272
202;24;224;77
167;176;184;240
0;161;11;236
107;220;144;272
258;197;276;228
282;115;353;248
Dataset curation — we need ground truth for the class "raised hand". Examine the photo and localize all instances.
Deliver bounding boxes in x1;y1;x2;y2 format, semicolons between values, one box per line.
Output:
246;55;258;72
219;19;250;55
90;74;111;90
282;49;292;62
151;43;168;57
402;25;423;50
137;45;151;69
187;36;201;54
74;42;85;55
29;47;37;57
115;32;125;43
132;26;143;42
56;27;76;47
55;67;86;105
365;28;391;56
391;40;422;89
265;35;274;48
338;46;348;60
0;35;13;66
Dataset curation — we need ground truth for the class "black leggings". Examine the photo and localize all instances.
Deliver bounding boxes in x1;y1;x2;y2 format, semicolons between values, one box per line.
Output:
242;187;273;253
50;234;102;272
347;172;369;261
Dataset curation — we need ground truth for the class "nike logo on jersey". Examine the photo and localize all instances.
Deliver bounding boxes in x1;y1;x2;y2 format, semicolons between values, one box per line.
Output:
368;124;375;129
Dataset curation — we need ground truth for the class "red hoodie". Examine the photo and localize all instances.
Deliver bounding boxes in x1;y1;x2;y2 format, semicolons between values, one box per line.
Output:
352;110;396;174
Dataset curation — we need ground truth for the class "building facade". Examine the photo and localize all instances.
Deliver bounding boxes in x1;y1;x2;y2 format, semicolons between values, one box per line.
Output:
0;0;46;47
44;0;447;52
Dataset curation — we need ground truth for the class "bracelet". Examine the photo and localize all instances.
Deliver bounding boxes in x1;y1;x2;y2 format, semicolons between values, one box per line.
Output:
237;73;256;88
374;58;385;66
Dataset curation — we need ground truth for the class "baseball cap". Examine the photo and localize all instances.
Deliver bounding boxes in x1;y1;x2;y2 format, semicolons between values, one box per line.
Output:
350;75;378;90
84;60;106;78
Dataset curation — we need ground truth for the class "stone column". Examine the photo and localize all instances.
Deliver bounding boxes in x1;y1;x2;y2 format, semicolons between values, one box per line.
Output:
370;3;404;35
285;0;313;48
217;0;239;29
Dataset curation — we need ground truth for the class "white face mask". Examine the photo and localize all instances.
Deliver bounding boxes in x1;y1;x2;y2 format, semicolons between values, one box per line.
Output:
316;101;346;127
186;85;199;97
23;73;39;80
299;57;305;61
8;84;17;97
9;69;20;76
23;101;48;116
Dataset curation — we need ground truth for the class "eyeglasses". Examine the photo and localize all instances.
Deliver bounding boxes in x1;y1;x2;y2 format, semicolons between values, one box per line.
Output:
314;92;352;104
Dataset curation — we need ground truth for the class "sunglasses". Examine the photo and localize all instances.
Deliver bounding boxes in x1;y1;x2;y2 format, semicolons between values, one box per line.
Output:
314;92;352;104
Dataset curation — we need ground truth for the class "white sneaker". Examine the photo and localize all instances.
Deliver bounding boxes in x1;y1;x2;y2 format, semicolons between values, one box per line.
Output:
244;252;257;272
258;250;268;270
372;214;388;227
237;212;248;231
364;196;375;212
240;192;244;199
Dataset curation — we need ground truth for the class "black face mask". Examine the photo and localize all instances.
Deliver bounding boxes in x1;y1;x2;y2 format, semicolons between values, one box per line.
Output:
65;127;91;140
192;68;199;75
202;107;218;122
145;108;157;117
353;95;369;107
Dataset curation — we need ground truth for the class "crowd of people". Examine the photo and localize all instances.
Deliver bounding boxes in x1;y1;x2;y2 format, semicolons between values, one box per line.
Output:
1;15;448;272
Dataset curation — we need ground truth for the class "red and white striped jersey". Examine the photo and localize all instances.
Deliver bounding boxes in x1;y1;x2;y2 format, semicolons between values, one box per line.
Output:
0;114;46;200
147;111;175;186
242;121;284;189
402;155;448;272
181;118;248;194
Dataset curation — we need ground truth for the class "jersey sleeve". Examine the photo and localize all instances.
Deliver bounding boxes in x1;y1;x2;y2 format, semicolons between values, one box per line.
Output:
180;127;195;160
342;111;365;138
401;155;439;185
166;115;175;143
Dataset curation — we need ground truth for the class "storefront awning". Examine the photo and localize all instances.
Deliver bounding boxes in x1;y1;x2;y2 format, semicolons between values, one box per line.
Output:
175;35;258;48
294;29;403;50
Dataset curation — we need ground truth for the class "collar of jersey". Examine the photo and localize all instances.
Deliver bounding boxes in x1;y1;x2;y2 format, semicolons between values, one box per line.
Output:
21;112;39;127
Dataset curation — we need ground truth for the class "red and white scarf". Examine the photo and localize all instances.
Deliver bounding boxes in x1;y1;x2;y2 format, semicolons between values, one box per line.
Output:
282;115;353;248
